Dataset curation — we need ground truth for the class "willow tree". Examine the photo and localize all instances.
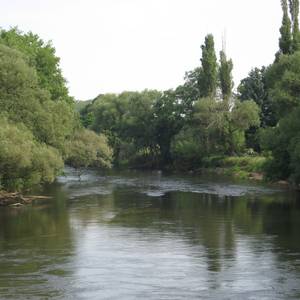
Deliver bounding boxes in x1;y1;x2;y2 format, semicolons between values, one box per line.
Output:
0;27;73;103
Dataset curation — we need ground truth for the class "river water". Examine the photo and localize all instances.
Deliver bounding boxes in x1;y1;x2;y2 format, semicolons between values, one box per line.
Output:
0;168;300;299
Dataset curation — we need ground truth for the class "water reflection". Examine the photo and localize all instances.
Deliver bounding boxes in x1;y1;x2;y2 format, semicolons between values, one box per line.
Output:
0;169;299;299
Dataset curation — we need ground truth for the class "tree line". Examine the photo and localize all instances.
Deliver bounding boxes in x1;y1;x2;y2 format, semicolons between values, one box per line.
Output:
1;0;300;191
78;0;300;184
79;35;259;171
0;28;112;191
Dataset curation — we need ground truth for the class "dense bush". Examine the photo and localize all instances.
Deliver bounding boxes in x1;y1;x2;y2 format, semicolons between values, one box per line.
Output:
0;27;72;103
65;129;112;169
260;106;300;183
0;30;112;191
0;117;63;191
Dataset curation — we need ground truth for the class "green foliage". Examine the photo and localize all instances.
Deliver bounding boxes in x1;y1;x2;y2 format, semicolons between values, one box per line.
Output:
200;155;266;180
82;91;161;165
0;44;42;125
278;0;300;56
0;117;63;191
259;1;300;183
34;100;77;151
219;50;234;101
177;67;202;104
265;51;300;118
225;100;260;155
192;98;260;155
171;127;205;170
65;129;112;169
289;0;300;51
0;44;76;150
220;156;266;173
0;30;93;191
79;33;255;169
230;101;261;131
192;98;226;154
200;34;218;98
260;106;300;183
238;67;275;127
280;0;293;55
123;90;161;152
0;27;72;103
0;36;70;190
153;90;185;164
1;0;299;188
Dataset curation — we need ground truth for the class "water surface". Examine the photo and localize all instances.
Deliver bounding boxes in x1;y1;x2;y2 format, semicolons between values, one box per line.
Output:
0;168;300;299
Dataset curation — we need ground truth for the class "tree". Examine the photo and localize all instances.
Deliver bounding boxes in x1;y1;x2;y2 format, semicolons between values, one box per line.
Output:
289;0;300;51
0;116;63;191
0;29;117;191
219;50;234;102
34;100;77;151
176;67;202;108
192;99;260;155
171;126;203;170
279;0;293;55
192;98;226;155
0;44;76;150
122;90;160;155
265;51;300;118
90;94;127;164
88;91;162;166
238;67;276;150
260;106;300;183
0;27;73;103
65;129;112;170
230;101;261;132
238;68;268;115
200;34;218;98
153;90;185;165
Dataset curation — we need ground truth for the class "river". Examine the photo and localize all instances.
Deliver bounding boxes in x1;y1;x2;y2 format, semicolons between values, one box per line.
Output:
0;168;300;299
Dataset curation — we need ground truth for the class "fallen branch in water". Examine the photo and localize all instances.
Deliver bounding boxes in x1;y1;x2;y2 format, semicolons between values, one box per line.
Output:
0;192;52;207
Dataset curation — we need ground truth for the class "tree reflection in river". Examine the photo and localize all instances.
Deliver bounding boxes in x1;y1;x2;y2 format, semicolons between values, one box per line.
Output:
0;170;300;299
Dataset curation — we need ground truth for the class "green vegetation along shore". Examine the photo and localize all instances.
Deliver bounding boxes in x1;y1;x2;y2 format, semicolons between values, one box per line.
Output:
1;0;300;199
76;0;300;187
0;28;112;193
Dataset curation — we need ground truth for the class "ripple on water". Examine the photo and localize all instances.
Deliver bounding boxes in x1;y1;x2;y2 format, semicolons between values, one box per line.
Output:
0;168;299;300
57;167;279;199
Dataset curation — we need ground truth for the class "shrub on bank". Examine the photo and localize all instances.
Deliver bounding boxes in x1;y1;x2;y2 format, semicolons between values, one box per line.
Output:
198;155;266;179
0;117;63;191
65;129;113;170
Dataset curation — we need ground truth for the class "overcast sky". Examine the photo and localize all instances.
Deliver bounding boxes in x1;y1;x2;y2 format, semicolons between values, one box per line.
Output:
1;0;282;100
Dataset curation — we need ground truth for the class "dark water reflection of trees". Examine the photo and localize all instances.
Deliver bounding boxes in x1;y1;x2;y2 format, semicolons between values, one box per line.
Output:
0;173;300;299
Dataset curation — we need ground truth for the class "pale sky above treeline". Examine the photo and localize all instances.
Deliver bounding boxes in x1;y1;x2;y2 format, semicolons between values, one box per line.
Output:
1;0;282;100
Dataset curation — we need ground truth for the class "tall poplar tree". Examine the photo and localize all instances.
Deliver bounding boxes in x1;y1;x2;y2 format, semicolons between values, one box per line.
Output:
289;0;300;51
219;50;234;102
200;34;218;98
279;0;292;55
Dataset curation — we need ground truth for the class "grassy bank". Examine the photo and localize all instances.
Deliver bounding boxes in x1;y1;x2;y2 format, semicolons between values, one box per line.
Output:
120;153;267;181
200;156;266;180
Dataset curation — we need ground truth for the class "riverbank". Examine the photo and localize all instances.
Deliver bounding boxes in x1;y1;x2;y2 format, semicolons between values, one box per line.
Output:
0;155;292;205
174;155;294;187
122;154;294;186
194;156;266;180
165;155;266;181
